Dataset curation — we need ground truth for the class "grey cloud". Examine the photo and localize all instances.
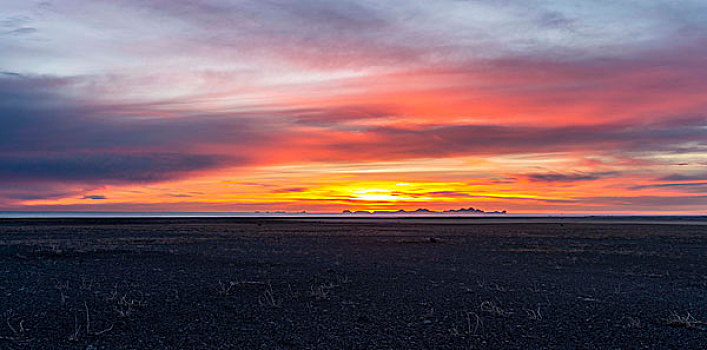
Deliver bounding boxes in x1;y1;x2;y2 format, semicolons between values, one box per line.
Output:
0;73;264;151
320;118;707;160
422;191;579;203
523;171;616;183
2;73;705;170
270;187;308;193
0;15;31;28
0;182;100;201
576;195;707;207
4;27;36;35
82;195;106;200
0;153;228;183
657;173;707;181
629;183;707;194
0;74;258;184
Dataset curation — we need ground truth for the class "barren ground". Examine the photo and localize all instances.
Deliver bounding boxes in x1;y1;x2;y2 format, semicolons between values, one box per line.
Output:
0;218;705;349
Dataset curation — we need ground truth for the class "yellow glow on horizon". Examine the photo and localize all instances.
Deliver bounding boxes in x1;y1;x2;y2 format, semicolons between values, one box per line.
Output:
347;183;428;201
14;154;706;214
352;193;400;201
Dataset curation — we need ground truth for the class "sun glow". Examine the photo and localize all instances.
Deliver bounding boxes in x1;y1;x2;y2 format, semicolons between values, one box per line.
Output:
14;155;707;214
351;193;400;201
348;183;426;201
349;189;400;202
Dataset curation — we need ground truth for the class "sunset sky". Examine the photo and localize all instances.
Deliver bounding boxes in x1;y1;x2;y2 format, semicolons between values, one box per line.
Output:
1;0;706;213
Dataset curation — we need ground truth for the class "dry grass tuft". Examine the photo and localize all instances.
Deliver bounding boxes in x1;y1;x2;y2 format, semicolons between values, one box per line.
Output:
258;283;282;308
480;301;510;317
216;280;237;297
524;306;542;320
666;312;706;331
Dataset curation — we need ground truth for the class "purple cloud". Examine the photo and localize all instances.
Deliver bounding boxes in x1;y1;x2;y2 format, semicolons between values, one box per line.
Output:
523;171;616;183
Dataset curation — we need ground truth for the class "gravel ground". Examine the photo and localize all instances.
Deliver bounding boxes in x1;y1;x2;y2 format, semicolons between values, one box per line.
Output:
0;218;705;349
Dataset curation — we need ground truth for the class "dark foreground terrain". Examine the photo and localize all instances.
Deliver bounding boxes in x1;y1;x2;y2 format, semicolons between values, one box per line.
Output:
0;218;705;349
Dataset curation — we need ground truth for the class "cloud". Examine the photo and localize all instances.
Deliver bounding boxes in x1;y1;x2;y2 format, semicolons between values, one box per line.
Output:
82;195;106;200
128;0;707;65
6;0;706;78
1;72;705;189
270;187;308;193
317;118;707;161
576;195;707;207
523;171;615;183
421;191;578;203
0;153;227;183
167;194;193;198
630;182;707;192
657;173;707;182
0;74;256;184
3;27;36;35
1;1;706;212
0;182;102;202
0;15;31;28
4;191;78;200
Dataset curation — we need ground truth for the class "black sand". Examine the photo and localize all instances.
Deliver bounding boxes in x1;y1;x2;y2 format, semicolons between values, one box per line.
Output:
0;218;705;349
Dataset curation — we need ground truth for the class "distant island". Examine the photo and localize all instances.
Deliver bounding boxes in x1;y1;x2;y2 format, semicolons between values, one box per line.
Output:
342;207;507;215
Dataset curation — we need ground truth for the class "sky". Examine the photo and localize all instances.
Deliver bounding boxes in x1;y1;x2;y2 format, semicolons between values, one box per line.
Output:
1;0;706;214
